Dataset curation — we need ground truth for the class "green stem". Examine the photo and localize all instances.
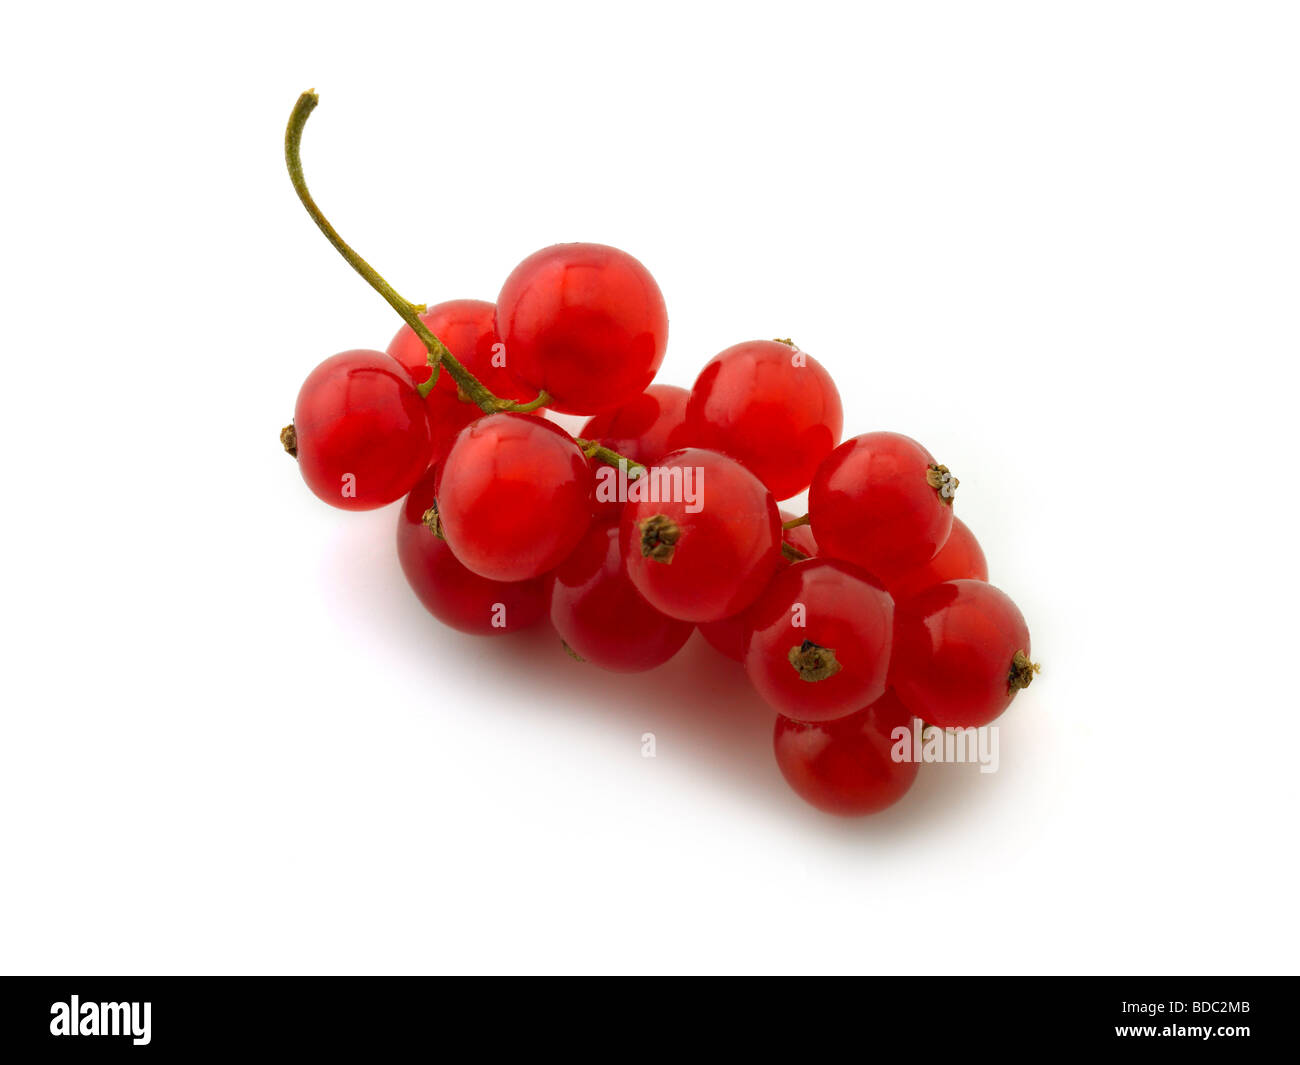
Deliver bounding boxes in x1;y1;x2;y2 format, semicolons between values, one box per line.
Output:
284;91;547;414
507;391;551;414
575;438;645;472
782;513;810;530
781;541;810;563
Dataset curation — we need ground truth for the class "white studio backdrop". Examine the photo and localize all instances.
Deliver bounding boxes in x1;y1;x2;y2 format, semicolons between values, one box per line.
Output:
0;1;1296;974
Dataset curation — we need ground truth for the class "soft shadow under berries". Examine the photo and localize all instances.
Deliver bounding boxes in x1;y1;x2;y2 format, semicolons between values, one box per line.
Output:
278;89;1040;819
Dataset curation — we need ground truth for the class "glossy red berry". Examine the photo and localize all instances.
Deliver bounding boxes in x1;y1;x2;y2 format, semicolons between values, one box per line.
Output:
386;299;532;467
387;298;533;404
621;448;780;623
436;413;593;582
698;509;818;662
774;691;919;816
675;340;842;500
397;468;546;635
783;513;819;563
582;384;690;519
697;610;748;664
581;384;689;464
496;243;668;415
414;384;479;471
744;558;893;722
548;520;694;672
888;516;988;603
290;349;433;510
809;431;956;582
891;579;1037;729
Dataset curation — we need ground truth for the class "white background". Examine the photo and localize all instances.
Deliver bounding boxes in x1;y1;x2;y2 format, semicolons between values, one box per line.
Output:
1;1;1297;975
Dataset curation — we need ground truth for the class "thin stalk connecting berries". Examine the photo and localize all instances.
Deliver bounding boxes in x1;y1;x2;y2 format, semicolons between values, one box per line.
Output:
284;91;547;416
278;88;1040;819
282;91;643;474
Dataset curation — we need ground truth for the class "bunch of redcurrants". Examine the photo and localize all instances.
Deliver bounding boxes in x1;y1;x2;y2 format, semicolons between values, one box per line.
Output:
281;92;1037;817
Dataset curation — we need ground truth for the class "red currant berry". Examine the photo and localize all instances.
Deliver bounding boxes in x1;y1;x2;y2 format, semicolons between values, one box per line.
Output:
415;385;479;471
697;610;748;663
891;579;1037;729
675;340;842;500
548;519;694;671
581;384;689;465
744;558;893;722
436;413;593;582
397;468;546;635
386;299;532;467
387;298;532;404
698;510;818;662
621;448;780;623
809;431;956;582
887;516;988;603
582;384;690;519
773;691;919;816
496;243;669;415
290;350;432;510
783;512;818;563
